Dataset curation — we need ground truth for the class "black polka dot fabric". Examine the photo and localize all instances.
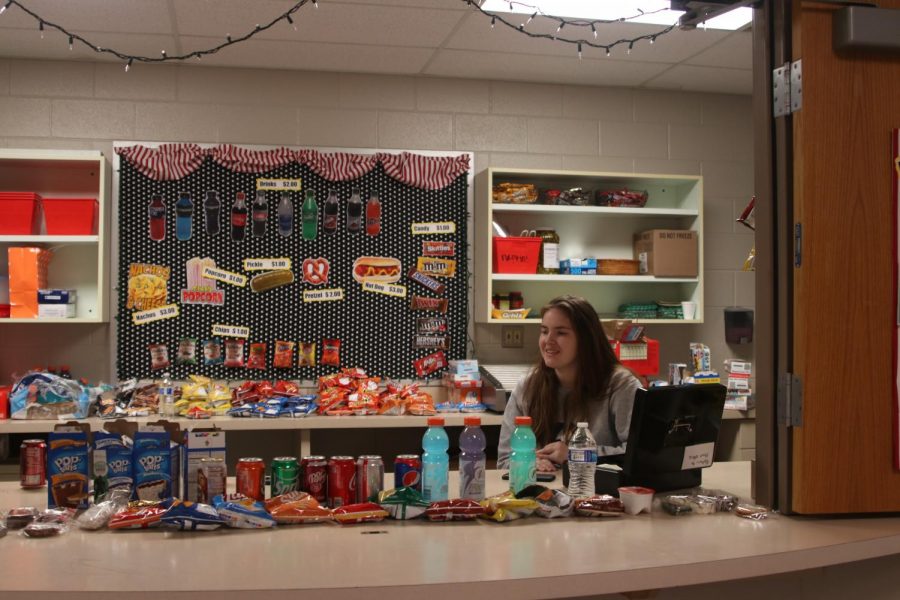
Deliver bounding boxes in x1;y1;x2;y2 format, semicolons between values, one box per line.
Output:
117;157;468;381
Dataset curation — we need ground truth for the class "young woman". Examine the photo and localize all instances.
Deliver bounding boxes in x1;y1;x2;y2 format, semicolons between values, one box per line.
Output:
497;295;641;472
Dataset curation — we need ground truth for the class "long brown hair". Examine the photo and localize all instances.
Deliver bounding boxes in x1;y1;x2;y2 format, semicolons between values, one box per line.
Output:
524;295;621;446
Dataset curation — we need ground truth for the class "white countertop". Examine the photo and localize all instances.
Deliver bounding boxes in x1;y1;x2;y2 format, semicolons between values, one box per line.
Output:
2;462;900;599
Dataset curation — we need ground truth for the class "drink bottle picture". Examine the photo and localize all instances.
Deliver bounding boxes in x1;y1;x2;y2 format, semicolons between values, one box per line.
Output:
277;193;293;237
252;190;268;238
175;192;193;241
365;191;381;236
204;190;220;236
231;192;248;241
301;190;318;241
509;415;537;494
148;194;166;241
347;186;362;234
323;188;339;235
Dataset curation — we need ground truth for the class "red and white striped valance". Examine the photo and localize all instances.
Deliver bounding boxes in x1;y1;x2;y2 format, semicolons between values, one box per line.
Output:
116;143;206;181
116;143;470;190
209;145;295;174
298;149;378;182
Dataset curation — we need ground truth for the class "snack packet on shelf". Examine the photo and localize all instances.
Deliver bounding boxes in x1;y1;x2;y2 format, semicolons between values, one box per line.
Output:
160;500;226;531
108;501;168;530
424;498;487;522
267;492;332;524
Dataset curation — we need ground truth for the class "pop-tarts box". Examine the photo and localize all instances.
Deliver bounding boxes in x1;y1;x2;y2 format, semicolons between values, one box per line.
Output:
182;428;226;502
93;431;133;501
47;424;90;509
133;428;171;501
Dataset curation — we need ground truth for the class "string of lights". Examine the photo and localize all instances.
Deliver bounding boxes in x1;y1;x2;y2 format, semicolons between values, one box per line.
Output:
463;0;679;58
0;0;316;71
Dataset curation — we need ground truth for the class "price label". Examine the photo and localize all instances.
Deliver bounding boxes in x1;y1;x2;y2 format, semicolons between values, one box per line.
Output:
362;280;407;298
203;266;247;287
256;178;302;191
681;442;715;470
303;288;344;302
243;258;292;271
211;324;250;338
411;222;456;235
132;303;179;325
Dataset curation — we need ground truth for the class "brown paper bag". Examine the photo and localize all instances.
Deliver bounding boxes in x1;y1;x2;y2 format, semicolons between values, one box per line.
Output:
8;247;53;318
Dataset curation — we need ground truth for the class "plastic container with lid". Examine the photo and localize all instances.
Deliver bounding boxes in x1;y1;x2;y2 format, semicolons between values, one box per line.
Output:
535;227;560;274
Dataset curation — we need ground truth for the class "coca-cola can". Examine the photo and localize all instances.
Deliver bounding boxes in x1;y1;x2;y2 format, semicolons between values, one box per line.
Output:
394;454;422;492
356;455;384;503
327;455;356;508
236;457;266;501
20;439;46;489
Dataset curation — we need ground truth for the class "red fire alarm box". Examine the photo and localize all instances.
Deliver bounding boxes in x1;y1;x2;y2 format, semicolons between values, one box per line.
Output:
611;337;659;376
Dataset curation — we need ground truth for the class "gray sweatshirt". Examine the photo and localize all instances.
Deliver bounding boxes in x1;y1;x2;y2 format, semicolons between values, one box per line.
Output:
496;366;641;470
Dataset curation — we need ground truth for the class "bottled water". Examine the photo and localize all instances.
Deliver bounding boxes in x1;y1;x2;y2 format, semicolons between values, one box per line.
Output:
458;416;486;500
421;417;449;502
509;416;536;493
567;422;598;498
159;373;175;418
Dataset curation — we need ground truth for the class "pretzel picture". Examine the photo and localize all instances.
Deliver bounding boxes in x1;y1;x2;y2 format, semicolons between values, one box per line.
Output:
302;258;330;286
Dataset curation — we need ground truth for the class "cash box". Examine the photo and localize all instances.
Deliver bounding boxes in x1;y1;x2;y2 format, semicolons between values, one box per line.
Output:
38;289;77;304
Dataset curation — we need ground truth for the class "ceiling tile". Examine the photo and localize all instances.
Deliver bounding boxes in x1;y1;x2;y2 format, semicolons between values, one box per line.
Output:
0;0;173;34
179;36;434;74
424;49;671;87
685;31;752;69
643;64;752;95
173;0;466;47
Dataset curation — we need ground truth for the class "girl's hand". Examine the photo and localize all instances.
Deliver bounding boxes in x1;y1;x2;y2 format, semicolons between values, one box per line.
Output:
536;441;567;465
536;457;556;473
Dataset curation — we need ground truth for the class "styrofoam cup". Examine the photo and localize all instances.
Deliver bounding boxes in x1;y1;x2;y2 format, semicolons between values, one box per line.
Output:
618;486;655;515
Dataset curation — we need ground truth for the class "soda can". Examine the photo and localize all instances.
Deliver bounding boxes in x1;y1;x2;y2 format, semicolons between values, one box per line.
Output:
236;457;266;501
356;455;384;503
20;439;46;489
300;455;328;504
394;454;422;492
198;457;226;503
270;456;300;498
668;363;688;386
327;455;356;508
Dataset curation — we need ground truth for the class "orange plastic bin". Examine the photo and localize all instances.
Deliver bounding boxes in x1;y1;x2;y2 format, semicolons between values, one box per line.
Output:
0;192;41;234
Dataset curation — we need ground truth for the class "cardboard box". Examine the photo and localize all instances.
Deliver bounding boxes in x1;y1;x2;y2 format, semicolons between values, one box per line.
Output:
633;230;698;277
182;428;226;502
39;303;76;318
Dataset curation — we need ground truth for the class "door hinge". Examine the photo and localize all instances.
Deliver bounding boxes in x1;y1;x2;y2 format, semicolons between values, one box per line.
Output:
773;59;802;117
777;373;803;427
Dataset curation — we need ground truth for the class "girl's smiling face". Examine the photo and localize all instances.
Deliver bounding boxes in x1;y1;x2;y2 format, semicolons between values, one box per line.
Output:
540;307;578;374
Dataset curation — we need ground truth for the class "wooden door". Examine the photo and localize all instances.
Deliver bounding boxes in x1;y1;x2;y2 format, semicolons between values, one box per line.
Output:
791;0;900;513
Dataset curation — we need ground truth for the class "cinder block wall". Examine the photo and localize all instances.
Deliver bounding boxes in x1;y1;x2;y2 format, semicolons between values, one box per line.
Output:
0;57;754;398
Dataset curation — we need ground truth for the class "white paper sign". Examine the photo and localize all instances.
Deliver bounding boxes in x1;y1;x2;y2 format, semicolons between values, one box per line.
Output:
411;222;456;235
362;280;407;298
131;303;179;325
681;442;715;470
303;288;344;302
211;324;250;338
203;266;247;287
243;258;292;271
256;178;302;191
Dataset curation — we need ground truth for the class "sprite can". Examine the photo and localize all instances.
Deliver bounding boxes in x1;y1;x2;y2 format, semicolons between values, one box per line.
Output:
270;456;300;497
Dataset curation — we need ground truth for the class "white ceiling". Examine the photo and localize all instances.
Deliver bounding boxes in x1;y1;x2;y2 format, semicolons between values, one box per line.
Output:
0;0;753;94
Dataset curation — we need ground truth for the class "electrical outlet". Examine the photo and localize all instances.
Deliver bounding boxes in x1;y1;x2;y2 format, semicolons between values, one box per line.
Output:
501;325;524;348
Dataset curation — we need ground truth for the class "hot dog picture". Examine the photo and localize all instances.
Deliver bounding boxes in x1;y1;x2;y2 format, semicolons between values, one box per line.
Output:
352;256;402;284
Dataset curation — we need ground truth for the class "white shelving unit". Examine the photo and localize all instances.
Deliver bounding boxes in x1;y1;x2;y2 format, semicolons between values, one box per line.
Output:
0;149;107;323
474;167;704;324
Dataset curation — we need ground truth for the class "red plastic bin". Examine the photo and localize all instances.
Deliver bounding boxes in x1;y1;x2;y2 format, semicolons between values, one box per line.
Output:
0;192;41;234
492;236;542;274
42;198;98;235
